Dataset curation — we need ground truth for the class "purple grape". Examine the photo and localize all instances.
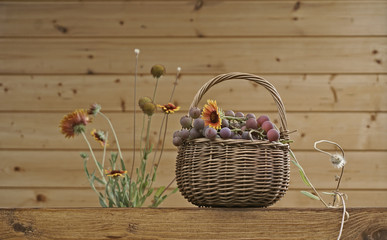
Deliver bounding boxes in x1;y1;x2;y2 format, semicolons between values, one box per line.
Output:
179;129;190;140
219;127;232;139
225;110;235;117
232;134;242;139
193;118;205;130
242;131;251;140
235;112;244;118
245;118;258;129
257;115;270;127
221;119;229;128
205;127;217;140
173;130;180;138
246;113;256;119
180;115;192;129
267;129;280;142
173;137;182;146
189;107;201;119
189;128;202;139
261;121;274;133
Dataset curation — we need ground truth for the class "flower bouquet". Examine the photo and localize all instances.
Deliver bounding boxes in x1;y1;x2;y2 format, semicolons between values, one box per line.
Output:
59;49;179;207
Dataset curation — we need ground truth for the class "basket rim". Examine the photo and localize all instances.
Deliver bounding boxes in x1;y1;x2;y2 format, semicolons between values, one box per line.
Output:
180;137;290;148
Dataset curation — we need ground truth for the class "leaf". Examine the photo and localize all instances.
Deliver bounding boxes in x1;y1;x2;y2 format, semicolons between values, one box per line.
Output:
299;169;311;187
171;187;179;194
322;192;335;195
120;157;126;171
83;159;90;178
99;196;108;208
154;186;166;198
300;191;320;200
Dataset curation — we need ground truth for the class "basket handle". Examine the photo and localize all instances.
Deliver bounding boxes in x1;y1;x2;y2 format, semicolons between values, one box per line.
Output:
189;72;288;131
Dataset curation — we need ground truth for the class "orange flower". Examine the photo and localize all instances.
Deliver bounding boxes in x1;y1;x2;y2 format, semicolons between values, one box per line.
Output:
158;103;180;114
201;100;222;130
59;109;91;138
105;169;127;177
91;129;108;147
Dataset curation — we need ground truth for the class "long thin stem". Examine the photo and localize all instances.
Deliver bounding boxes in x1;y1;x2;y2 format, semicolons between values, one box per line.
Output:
98;112;124;162
158;177;176;198
152;77;160;103
132;50;139;177
81;131;106;183
155;115;169;169
150;114;166;177
168;67;181;102
337;193;347;240
102;132;108;170
290;150;329;207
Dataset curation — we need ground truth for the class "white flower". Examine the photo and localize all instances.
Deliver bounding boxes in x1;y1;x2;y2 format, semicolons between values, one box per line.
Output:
330;154;346;169
134;49;140;55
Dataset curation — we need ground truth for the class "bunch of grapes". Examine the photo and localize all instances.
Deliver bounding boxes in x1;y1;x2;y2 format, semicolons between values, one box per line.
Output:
173;107;281;146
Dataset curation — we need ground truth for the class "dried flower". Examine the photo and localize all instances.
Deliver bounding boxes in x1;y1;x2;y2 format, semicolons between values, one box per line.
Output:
105;169;127;177
60;109;91;138
138;96;152;109
330;154;346;169
134;48;140;55
142;102;156;116
158;103;180;114
202;99;222;130
151;64;166;78
88;103;101;116
91;129;108;147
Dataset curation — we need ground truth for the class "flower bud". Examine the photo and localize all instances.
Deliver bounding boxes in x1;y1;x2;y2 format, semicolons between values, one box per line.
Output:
138;96;152;109
151;64;166;78
142;102;156;116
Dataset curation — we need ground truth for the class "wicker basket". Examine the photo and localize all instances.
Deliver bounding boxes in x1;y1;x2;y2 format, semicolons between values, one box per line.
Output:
175;72;290;208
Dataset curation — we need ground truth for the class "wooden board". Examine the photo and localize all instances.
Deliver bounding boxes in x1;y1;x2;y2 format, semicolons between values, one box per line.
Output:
0;187;386;208
0;37;385;74
0;112;385;150
1;74;386;112
1;1;386;37
0;208;386;239
0;150;386;190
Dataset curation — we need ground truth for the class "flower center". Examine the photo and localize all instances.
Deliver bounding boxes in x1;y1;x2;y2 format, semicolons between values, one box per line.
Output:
210;111;219;123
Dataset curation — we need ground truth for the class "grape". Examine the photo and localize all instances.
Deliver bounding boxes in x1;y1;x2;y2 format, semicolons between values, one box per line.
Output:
173;130;180;138
193;118;205;130
261;121;274;133
246;113;256;119
219;127;232;139
241;126;246;132
205;127;217;140
173;137;182;146
235;112;244;118
232;134;242;139
257;115;270;127
225;110;235;117
180;115;192;129
221;118;229;128
189;107;201;119
189;128;202;139
179;129;190;140
267;129;280;142
242;131;251;140
246;118;258;129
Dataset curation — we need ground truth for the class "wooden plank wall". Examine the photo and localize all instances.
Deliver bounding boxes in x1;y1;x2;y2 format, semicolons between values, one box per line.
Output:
0;0;386;208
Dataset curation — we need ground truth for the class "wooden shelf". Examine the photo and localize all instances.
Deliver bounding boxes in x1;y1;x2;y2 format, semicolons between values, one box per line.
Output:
0;208;386;239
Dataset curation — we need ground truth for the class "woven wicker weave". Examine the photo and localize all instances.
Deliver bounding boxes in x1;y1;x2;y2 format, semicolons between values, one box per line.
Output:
175;72;290;208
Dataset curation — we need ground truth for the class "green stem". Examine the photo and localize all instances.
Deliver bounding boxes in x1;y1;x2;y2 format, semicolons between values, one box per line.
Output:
81;131;106;184
144;115;153;159
289;149;329;207
168;68;181;102
150;114;167;177
130;50;139;203
152;77;160;103
102;132;108;170
98;112;124;162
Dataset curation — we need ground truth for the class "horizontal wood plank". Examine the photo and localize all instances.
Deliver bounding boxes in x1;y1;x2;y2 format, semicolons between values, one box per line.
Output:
0;150;386;189
0;112;385;150
1;74;386;112
0;188;385;208
1;1;386;37
0;37;385;74
0;207;386;239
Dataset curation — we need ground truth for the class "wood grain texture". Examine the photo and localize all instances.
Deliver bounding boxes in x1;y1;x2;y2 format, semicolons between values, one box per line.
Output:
0;208;386;239
1;1;386;37
0;37;385;74
0;112;385;150
1;74;386;112
0;187;386;208
0;150;386;190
